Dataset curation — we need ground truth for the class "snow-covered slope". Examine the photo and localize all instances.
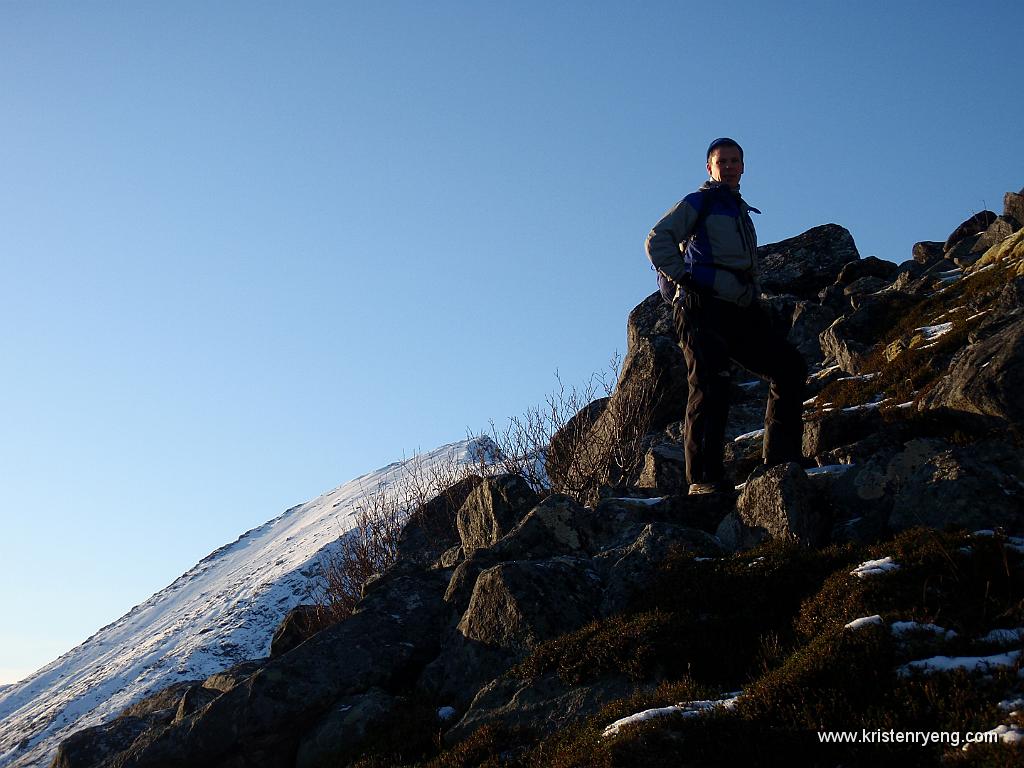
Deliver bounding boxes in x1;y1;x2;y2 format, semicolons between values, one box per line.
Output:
0;439;485;768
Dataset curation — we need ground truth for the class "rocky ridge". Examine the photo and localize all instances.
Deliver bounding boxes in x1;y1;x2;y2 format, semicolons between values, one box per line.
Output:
50;188;1024;766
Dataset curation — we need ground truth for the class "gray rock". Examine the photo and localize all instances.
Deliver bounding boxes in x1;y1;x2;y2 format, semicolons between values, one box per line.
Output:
51;712;172;768
443;552;496;617
946;234;984;267
202;660;266;693
891;259;929;289
551;324;685;500
889;440;1024;534
949;218;1017;267
458;558;601;651
446;672;638;747
489;495;596;561
622;295;689;436
944;210;997;252
612;331;688;442
835;255;899;286
803;465;889;545
637;441;687;495
599;522;723;615
547;396;610;495
819;291;917;374
421;557;602;707
912;241;945;265
111;567;450;768
802;406;884;458
757;224;861;299
1004;190;1024;230
295;688;395;768
172;685;221;724
396;475;483;568
270;604;330;658
117;681;203;720
626;290;676;353
920;314;1024;434
456;474;540;555
845;276;892;306
718;463;829;550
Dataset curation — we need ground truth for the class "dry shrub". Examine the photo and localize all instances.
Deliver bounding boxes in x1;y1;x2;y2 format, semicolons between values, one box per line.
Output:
313;483;405;623
483;356;660;506
313;446;480;624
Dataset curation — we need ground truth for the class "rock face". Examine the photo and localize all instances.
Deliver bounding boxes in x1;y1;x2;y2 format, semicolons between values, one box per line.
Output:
53;192;1024;768
757;224;860;298
921;312;1024;434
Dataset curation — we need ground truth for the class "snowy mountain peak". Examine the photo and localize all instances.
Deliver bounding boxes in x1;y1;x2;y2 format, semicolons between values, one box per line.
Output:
0;439;481;768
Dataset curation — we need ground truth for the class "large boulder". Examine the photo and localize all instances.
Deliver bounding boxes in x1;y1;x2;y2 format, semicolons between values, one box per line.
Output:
549;293;688;502
294;688;395;768
920;312;1024;434
420;557;602;707
270;604;331;658
489;494;598;561
618;294;692;434
456;474;539;556
716;463;829;550
445;671;637;747
395;474;483;568
888;439;1024;534
458;558;601;651
948;217;1018;267
757;224;860;299
912;241;945;266
944;210;998;252
637;440;688;495
835;255;899;286
802;406;885;458
1004;189;1024;229
546;397;609;495
819;290;918;374
599;522;723;615
788;302;837;364
51;712;174;768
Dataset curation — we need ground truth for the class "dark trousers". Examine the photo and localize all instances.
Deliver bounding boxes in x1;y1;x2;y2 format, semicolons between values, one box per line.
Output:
673;297;807;485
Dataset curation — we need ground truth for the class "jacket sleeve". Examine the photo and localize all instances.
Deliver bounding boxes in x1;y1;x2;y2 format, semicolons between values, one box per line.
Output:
645;196;698;283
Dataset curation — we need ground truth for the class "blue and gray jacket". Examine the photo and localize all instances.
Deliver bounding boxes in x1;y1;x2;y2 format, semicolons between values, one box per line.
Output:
645;181;761;307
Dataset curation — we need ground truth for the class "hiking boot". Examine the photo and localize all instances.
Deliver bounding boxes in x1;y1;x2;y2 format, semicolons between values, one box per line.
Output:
688;481;732;495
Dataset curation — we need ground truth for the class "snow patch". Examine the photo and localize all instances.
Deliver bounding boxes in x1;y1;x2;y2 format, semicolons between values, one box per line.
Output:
733;429;764;442
850;557;900;578
806;464;854;478
979;628;1024;646
844;615;883;631
897;650;1022;677
890;621;957;641
602;693;741;738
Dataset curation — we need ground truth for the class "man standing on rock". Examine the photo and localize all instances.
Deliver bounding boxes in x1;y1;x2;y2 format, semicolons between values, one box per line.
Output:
645;137;807;494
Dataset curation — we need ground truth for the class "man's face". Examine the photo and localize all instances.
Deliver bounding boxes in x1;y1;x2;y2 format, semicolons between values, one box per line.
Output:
707;145;744;189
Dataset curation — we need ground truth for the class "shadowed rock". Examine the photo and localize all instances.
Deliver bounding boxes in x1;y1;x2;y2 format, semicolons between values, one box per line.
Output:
717;463;829;550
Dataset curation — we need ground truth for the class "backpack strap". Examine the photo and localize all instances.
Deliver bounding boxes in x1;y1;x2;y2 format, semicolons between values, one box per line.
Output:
655;188;715;304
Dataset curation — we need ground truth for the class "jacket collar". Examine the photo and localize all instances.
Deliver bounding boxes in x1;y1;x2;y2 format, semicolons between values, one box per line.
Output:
700;180;761;214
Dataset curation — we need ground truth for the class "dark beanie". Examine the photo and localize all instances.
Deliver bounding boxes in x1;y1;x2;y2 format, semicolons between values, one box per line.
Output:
707;137;743;161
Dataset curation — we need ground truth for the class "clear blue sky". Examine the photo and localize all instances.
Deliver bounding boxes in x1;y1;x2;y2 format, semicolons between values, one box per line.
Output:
2;1;1021;685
